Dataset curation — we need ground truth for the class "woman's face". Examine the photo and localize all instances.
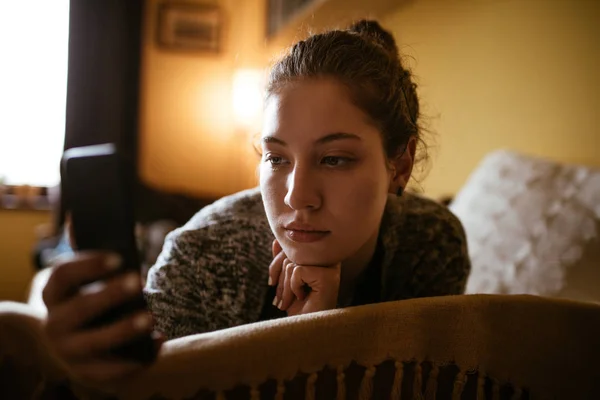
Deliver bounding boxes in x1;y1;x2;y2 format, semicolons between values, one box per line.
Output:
259;78;392;266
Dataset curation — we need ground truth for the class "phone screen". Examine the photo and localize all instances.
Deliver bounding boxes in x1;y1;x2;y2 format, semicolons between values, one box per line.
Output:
62;143;138;267
61;143;157;363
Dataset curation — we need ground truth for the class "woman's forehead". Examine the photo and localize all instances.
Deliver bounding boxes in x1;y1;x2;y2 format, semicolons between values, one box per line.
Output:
262;78;377;143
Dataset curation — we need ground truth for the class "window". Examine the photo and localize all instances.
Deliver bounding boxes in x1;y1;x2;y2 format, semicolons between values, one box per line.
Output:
0;0;70;187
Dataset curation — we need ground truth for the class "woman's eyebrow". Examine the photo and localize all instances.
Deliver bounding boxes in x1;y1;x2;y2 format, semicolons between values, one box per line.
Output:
262;136;286;146
261;132;361;147
315;132;362;145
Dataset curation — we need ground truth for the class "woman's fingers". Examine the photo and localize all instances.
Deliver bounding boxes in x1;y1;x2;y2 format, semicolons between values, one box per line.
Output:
272;239;282;258
43;252;122;308
40;249;158;389
268;247;286;287
290;266;308;301
279;262;297;310
45;272;143;336
64;213;77;250
54;310;154;361
152;331;167;353
288;263;342;314
275;258;292;304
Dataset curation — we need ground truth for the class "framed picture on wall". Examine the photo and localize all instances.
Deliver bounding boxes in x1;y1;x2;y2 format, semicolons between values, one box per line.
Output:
156;2;222;53
267;0;314;38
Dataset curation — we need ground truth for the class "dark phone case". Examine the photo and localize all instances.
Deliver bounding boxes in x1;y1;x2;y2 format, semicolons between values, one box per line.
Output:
61;143;157;364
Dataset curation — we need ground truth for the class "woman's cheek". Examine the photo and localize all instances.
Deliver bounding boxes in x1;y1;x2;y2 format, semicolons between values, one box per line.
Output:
260;169;286;202
259;168;287;228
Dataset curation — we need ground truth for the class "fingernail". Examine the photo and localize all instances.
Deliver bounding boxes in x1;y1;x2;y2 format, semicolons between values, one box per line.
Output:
133;313;152;330
105;253;122;270
272;296;278;306
268;276;273;286
277;299;283;310
123;273;140;293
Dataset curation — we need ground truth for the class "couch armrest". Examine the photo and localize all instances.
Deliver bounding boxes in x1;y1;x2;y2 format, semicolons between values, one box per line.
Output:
0;301;69;399
113;295;600;400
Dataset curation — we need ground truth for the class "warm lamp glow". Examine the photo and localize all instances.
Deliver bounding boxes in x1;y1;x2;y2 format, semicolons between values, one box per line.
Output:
232;69;264;132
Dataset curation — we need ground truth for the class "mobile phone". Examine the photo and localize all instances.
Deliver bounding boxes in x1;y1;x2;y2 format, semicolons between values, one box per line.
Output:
61;143;157;364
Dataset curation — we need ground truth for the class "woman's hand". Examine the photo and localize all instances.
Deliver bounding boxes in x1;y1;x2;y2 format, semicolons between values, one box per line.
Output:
268;240;341;316
42;251;162;387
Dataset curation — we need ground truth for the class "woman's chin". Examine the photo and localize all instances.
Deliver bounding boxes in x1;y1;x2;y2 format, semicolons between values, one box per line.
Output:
281;244;338;267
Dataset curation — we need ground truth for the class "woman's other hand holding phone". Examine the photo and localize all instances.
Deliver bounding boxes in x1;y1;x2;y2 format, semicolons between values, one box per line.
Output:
42;224;162;388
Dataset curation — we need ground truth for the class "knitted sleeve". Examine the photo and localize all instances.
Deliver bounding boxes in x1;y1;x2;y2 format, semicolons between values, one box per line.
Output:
144;228;223;339
143;189;274;340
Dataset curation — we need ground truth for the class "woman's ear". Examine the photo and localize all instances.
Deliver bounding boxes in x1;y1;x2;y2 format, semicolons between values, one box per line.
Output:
388;137;417;195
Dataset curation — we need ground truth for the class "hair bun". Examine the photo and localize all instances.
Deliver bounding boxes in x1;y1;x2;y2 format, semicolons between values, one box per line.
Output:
347;20;398;57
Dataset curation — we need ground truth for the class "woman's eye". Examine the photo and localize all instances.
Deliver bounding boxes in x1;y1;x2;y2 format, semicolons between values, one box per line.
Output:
321;156;351;166
265;155;286;166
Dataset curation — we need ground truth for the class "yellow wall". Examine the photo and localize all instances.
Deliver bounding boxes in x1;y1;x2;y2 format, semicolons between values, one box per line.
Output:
139;0;599;199
0;211;50;301
382;0;600;198
139;0;266;198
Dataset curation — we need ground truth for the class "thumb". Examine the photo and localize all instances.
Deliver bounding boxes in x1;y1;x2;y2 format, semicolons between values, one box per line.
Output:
152;331;166;353
65;212;78;250
272;239;282;258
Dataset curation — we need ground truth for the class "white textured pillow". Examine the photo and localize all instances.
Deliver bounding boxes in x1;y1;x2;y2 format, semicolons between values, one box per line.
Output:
449;150;600;303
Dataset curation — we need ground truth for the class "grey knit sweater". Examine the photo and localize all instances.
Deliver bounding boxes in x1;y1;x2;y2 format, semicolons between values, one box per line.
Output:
144;187;470;339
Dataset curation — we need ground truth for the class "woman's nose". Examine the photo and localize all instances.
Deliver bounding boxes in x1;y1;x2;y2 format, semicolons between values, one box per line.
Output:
284;166;321;211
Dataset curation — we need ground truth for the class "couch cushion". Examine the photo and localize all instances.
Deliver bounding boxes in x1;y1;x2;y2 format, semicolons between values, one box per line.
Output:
450;150;600;302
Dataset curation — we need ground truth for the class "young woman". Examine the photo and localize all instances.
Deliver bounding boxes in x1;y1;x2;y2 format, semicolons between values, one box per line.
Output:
42;20;470;384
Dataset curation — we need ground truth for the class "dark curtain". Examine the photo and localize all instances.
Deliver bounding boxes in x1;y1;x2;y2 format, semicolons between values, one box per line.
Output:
58;0;144;230
63;0;144;154
58;0;214;226
34;0;217;270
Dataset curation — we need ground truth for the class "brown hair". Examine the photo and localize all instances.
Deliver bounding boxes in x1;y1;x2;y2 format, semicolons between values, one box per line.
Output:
267;20;427;168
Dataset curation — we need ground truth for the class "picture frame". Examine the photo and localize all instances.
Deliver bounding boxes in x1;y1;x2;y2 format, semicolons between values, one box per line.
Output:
156;2;222;53
266;0;314;38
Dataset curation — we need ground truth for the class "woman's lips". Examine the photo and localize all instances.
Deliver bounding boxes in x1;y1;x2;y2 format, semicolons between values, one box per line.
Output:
285;229;330;243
